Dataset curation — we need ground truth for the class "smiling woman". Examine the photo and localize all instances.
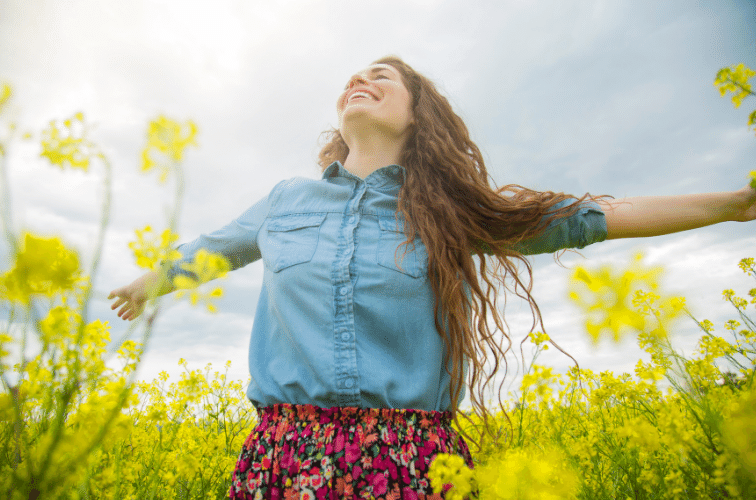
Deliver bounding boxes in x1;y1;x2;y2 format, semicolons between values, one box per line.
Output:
107;55;756;499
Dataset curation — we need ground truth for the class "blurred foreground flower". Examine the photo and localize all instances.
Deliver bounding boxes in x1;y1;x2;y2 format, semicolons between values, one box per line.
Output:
129;225;182;271
40;111;93;171
173;249;230;313
0;233;80;304
568;252;683;344
721;385;756;477
0;83;11;114
473;446;578;500
428;453;476;500
141;115;198;182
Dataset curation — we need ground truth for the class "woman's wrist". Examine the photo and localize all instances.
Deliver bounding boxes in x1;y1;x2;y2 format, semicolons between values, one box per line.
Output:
729;186;756;222
140;270;174;298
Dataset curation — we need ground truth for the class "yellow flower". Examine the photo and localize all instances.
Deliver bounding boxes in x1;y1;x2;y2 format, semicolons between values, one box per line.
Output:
714;63;755;109
37;306;77;347
474;446;578;500
724;319;741;331
634;359;665;382
618;416;661;452
0;233;81;303
521;365;556;404
173;250;230;313
428;453;476;500
40;112;91;171
141;115;198;182
529;331;550;350
0;83;11;114
128;226;182;271
568;253;673;344
176;249;230;284
697;335;736;360
699;319;715;333
721;386;756;476
739;257;755;276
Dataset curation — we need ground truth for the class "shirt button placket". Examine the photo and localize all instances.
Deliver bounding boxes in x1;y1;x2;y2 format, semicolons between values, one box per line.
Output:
333;181;365;407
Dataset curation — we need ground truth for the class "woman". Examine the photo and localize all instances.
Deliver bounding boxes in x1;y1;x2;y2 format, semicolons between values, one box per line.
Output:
109;56;756;499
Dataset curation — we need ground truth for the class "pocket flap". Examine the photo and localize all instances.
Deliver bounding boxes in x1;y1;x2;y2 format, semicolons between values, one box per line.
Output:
267;213;326;232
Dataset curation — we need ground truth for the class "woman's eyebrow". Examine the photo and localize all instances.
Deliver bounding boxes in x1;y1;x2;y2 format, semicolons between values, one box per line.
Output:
343;67;394;89
369;67;393;76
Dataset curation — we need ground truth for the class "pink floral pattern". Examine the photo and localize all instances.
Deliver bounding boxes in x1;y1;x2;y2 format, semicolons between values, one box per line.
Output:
229;403;475;499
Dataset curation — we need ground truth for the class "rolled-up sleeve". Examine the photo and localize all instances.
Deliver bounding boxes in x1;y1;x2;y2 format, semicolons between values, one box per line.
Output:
166;183;280;281
512;199;607;255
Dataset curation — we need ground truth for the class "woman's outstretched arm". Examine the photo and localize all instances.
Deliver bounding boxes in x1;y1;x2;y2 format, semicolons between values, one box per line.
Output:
598;184;756;240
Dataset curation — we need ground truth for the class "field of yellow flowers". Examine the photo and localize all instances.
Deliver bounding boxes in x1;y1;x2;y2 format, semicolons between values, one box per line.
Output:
0;65;755;499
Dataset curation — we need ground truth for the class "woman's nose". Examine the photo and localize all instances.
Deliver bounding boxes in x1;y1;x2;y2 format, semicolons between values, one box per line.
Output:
347;74;368;88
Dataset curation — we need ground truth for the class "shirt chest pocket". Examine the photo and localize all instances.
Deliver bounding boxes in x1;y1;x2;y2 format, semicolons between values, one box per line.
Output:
262;214;327;272
376;217;428;278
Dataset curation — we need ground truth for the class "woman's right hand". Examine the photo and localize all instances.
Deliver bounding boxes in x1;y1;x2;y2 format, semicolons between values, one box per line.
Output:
108;271;164;321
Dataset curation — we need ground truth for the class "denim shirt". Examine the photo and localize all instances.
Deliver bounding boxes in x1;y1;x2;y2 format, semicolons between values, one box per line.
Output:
169;161;607;412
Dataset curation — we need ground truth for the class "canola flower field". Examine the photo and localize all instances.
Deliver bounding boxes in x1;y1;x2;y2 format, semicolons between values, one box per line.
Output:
0;66;755;499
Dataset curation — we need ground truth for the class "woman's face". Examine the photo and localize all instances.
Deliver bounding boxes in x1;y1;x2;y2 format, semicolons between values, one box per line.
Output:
336;63;415;142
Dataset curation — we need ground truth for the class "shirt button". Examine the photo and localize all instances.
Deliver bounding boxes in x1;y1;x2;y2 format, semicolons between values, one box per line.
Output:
341;332;350;341
348;215;355;223
345;379;354;389
340;287;348;295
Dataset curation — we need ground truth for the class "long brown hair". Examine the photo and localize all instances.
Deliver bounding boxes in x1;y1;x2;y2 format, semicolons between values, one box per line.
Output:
319;55;609;454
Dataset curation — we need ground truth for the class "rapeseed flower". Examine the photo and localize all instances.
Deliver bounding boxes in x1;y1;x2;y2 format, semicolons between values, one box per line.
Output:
0;83;11;114
40;111;92;171
617;416;661;452
529;331;550;350
721;385;756;475
428;453;476;500
141;115;198;182
739;257;755;277
174;250;230;313
0;233;80;304
634;359;665;382
568;252;671;344
128;225;182;271
474;446;578;500
521;365;556;404
714;63;755;109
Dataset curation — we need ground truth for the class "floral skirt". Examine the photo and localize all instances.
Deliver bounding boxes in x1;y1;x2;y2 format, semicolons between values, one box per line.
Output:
228;403;475;499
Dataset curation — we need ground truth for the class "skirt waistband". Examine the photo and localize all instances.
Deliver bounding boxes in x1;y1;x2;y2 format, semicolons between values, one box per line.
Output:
257;403;453;427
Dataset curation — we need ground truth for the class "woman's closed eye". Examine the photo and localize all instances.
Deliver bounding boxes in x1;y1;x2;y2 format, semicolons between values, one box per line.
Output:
344;74;389;90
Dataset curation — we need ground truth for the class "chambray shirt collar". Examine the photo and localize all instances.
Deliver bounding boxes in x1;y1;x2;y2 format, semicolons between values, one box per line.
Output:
323;161;406;187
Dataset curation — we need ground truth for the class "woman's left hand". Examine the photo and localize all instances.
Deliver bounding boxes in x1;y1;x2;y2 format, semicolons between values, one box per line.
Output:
732;183;756;222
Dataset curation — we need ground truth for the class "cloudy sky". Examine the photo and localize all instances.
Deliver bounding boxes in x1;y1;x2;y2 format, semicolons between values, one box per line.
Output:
1;0;755;410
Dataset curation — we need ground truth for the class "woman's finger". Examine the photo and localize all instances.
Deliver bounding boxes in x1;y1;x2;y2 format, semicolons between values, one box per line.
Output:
114;299;129;313
118;303;131;318
111;297;127;310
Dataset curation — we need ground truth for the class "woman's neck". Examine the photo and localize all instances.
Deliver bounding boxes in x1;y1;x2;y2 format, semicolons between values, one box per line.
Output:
342;134;405;180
